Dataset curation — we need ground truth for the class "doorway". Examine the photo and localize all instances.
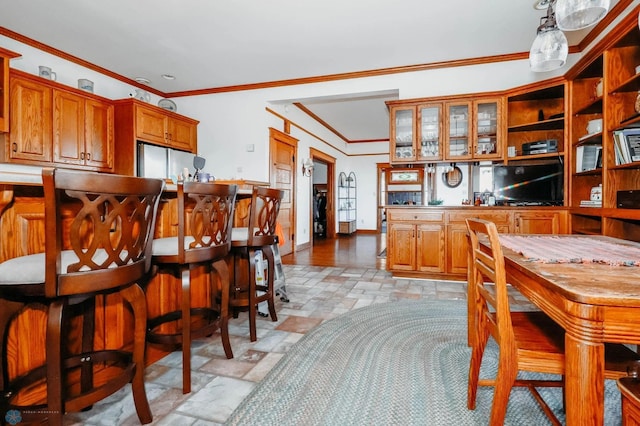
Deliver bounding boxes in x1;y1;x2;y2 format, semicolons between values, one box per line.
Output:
310;148;335;244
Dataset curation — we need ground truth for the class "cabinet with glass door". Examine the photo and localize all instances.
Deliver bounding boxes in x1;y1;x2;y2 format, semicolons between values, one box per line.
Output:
389;103;442;164
473;98;503;160
444;98;502;161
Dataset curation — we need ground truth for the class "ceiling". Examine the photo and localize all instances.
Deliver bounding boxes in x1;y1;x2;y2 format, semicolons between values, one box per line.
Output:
0;0;624;143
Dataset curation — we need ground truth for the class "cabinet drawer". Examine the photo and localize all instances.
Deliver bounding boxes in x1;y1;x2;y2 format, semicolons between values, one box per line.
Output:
447;210;511;224
387;210;444;222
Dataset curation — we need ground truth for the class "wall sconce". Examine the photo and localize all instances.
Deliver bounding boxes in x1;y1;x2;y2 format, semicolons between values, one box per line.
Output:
302;158;314;177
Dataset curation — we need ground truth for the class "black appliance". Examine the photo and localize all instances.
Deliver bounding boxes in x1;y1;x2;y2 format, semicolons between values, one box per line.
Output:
493;162;563;205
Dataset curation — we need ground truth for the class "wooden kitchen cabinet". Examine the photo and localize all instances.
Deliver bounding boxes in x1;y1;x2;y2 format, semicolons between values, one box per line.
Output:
387;94;503;164
135;101;197;152
114;98;199;176
514;210;567;234
53;89;113;170
386;207;570;279
1;70;114;171
4;73;52;163
389;102;443;164
387;210;445;274
0;47;20;133
446;210;512;275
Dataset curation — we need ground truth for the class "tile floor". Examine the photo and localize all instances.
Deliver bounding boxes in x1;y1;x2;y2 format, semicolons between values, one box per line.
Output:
64;265;534;426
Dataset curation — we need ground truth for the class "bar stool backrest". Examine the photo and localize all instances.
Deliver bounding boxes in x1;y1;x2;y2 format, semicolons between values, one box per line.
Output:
177;182;237;264
42;168;164;298
246;186;283;247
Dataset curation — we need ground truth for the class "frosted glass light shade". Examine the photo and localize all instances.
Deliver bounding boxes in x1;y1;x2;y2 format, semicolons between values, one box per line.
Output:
529;29;569;72
555;0;610;31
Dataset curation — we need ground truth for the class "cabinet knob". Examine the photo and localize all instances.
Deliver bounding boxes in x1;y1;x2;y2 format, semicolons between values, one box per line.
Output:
80;152;85;160
11;143;17;153
86;152;91;160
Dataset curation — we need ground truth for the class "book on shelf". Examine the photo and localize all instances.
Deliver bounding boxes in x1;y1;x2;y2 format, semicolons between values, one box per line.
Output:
576;144;601;172
613;128;640;165
579;200;602;207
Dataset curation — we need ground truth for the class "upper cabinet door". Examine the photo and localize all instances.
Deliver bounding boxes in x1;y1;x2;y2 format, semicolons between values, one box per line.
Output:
417;103;442;161
390;106;416;163
136;105;168;146
444;101;472;160
473;98;502;160
84;98;114;170
53;89;85;166
8;75;53;163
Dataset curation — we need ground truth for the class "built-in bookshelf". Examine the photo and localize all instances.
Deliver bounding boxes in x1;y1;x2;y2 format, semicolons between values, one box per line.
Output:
567;10;640;239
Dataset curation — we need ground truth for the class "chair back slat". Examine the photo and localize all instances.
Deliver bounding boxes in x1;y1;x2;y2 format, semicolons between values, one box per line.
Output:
178;181;237;263
247;187;283;247
42;168;164;298
466;218;515;351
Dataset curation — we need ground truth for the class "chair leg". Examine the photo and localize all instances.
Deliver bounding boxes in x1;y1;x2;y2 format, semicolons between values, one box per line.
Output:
489;350;518;425
46;300;65;426
182;267;192;394
467;326;489;410
248;248;258;342
120;284;152;424
262;246;277;322
80;298;96;402
213;258;233;359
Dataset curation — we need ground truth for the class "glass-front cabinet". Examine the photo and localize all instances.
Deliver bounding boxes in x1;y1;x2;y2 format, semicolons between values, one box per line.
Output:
390;103;442;163
474;99;502;160
388;95;502;164
445;102;472;160
390;106;415;162
418;104;441;161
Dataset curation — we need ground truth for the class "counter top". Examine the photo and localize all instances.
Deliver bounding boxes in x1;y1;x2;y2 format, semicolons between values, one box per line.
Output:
0;164;43;185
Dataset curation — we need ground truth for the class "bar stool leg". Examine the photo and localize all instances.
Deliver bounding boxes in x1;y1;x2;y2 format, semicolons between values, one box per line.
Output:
248;248;258;342
213;258;233;358
182;267;192;394
120;284;152;424
46;301;65;426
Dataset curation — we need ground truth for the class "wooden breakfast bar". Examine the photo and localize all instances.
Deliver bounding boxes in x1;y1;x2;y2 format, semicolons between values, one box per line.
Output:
490;234;640;425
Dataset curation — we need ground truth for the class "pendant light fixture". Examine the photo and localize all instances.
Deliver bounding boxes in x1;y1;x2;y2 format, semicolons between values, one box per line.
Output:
529;2;568;72
555;0;610;31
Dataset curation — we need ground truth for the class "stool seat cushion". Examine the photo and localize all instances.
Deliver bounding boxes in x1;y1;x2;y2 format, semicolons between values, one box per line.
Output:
152;236;207;256
231;227;249;244
0;249;116;286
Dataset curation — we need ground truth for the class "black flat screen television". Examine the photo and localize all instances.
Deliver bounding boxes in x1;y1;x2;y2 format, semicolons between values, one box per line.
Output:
493;162;563;206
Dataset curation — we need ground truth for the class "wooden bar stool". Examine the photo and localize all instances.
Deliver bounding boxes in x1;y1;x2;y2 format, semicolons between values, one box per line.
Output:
0;168;163;426
146;182;237;394
229;186;283;342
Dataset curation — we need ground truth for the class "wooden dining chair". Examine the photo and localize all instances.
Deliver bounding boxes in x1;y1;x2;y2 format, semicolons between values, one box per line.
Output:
229;186;283;342
146;181;237;394
466;218;640;425
0;168;163;426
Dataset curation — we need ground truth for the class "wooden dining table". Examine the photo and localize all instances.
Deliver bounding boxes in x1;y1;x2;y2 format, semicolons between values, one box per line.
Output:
485;234;640;425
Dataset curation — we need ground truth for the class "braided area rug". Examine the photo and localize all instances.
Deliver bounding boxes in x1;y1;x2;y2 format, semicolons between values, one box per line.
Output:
225;300;621;425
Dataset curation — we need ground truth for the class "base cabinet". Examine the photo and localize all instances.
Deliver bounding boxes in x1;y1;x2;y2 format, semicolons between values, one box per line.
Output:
387;210;445;274
387;207;567;279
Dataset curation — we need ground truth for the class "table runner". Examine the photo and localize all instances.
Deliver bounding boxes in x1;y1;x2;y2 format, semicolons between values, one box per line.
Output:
499;235;640;267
